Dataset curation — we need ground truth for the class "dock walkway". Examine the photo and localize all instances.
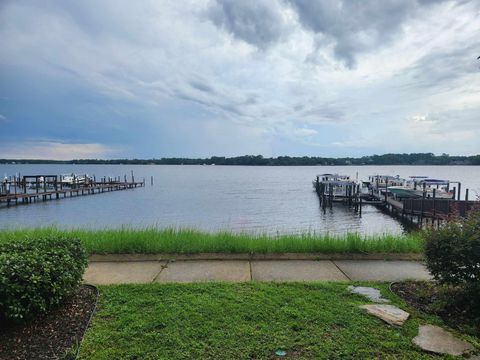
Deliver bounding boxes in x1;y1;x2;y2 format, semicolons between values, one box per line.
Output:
0;180;145;207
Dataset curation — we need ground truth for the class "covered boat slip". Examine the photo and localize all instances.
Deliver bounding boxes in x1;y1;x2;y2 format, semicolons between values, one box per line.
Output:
313;173;477;225
313;174;366;215
388;182;455;200
369;174;462;201
369;175;405;187
314;174;361;198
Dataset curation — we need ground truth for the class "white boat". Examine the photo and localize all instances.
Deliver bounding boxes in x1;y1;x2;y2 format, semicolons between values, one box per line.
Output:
368;175;406;197
369;175;405;188
318;173;351;182
316;174;357;197
28;176;46;189
1;176;9;195
60;173;92;186
388;178;454;199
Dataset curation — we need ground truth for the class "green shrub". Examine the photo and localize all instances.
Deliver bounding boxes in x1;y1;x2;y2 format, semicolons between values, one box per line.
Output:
424;207;480;325
0;237;87;322
424;207;480;285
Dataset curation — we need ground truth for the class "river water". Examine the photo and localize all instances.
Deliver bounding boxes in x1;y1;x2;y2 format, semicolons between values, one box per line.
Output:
1;165;479;235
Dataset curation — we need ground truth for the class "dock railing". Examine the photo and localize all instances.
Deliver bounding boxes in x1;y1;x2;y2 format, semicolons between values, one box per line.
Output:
402;198;478;219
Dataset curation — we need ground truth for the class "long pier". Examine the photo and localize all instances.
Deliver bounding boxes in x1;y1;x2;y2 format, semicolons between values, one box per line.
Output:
0;174;145;208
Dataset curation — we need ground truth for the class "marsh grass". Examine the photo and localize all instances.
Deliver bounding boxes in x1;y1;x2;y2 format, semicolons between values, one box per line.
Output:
0;227;424;254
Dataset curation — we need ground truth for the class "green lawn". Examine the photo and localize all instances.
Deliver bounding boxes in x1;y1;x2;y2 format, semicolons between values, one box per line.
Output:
79;282;477;359
0;227;424;254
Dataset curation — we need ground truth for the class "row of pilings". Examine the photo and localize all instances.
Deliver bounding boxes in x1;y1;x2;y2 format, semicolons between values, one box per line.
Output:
314;176;362;215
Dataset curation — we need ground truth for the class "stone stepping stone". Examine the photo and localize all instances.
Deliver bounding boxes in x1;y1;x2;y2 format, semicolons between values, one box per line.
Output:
360;304;410;326
413;325;474;356
348;286;390;303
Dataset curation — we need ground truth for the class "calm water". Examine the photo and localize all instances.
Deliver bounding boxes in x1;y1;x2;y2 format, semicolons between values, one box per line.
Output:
1;165;479;235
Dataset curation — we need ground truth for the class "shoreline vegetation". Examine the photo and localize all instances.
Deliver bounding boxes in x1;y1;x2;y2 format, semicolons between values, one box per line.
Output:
0;228;424;254
1;153;480;165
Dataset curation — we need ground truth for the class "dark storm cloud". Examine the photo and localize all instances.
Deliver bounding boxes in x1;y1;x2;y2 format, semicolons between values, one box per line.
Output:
287;0;432;68
208;0;290;49
209;0;457;68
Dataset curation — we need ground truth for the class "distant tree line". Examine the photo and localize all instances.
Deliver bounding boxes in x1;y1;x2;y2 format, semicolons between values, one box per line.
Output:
1;153;480;166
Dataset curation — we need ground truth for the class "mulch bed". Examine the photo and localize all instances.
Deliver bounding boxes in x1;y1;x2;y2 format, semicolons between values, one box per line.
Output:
391;281;479;337
0;285;98;360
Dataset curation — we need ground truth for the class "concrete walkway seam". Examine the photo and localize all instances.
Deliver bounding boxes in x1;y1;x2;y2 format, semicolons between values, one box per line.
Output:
331;260;352;281
152;260;171;283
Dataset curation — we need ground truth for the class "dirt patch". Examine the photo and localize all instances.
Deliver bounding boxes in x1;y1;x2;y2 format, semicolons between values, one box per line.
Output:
0;285;98;360
391;281;479;337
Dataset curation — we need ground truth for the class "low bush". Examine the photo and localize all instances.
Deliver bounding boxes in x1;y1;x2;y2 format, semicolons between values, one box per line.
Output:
424;208;480;285
424;207;480;325
0;237;87;322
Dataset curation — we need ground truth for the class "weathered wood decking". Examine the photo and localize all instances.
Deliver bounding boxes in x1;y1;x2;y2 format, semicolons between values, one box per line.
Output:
394;198;477;219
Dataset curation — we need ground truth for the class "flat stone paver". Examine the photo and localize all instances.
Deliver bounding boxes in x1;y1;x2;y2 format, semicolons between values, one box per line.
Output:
360;304;410;326
334;260;431;281
251;260;348;281
156;260;250;283
413;325;474;356
84;261;166;285
348;286;390;303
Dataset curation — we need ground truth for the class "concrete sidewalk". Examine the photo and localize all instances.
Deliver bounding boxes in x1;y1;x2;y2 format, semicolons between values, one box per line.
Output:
84;259;431;285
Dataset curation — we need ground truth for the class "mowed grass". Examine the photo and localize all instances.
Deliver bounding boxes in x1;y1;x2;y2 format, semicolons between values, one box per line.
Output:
79;282;476;359
0;227;424;254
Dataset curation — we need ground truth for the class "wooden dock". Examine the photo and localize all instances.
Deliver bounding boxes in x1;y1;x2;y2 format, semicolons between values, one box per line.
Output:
0;174;145;207
313;175;364;215
387;197;477;220
313;175;478;227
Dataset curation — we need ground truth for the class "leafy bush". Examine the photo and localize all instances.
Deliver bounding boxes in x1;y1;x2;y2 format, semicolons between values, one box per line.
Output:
424;207;480;326
424;207;480;285
0;237;87;322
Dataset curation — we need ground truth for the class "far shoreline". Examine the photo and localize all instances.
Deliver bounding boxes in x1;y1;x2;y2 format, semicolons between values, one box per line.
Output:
1;152;480;166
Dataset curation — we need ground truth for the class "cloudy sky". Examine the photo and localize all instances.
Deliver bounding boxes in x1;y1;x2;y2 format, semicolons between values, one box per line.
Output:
0;0;479;159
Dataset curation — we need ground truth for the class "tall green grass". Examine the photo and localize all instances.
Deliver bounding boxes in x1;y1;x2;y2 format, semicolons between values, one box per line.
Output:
0;227;424;254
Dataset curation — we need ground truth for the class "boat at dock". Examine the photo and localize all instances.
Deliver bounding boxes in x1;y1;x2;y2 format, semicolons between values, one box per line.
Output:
1;172;145;208
60;173;92;186
368;175;406;197
388;178;454;199
315;174;358;198
369;175;405;187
